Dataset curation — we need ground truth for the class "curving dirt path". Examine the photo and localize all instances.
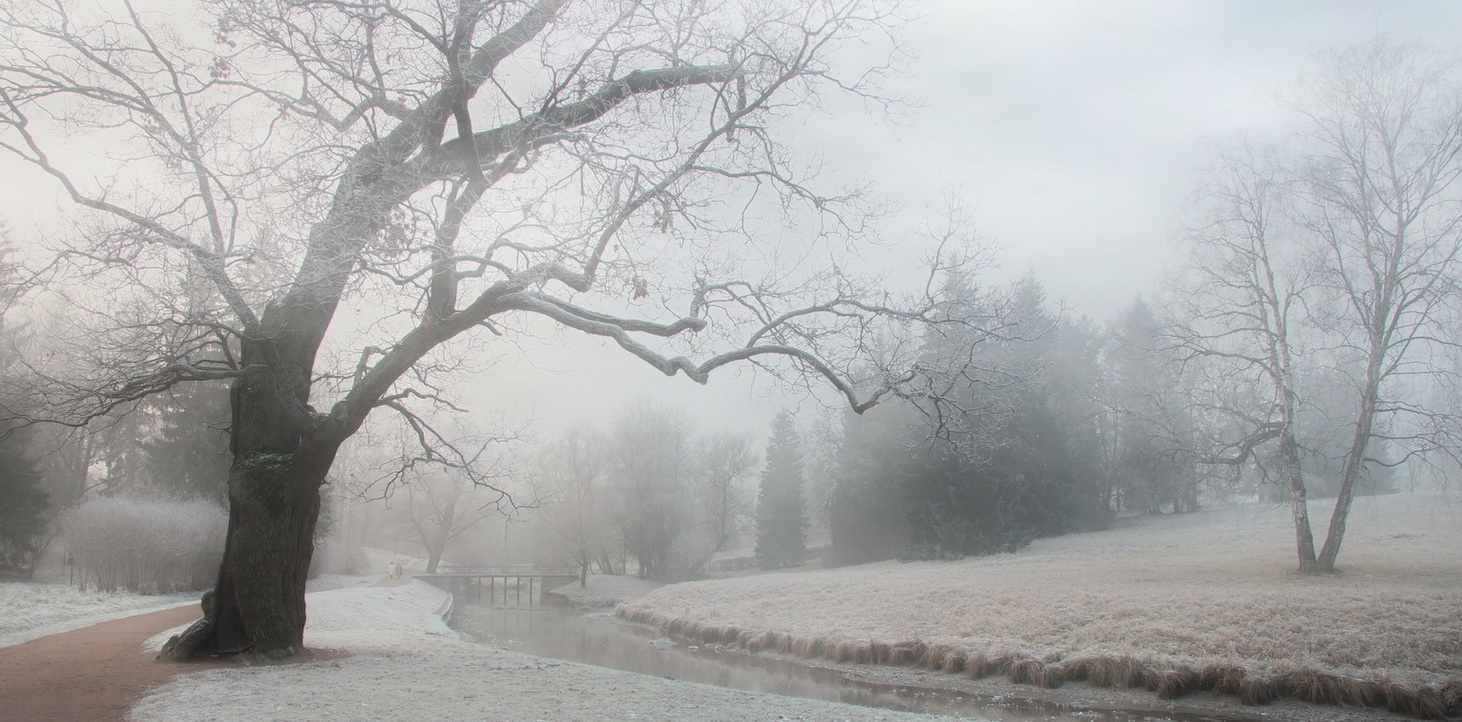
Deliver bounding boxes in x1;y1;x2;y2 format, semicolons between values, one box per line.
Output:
0;603;214;722
0;577;400;722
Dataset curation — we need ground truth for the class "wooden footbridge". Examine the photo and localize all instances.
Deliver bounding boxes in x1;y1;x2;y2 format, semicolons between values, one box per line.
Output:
414;565;578;608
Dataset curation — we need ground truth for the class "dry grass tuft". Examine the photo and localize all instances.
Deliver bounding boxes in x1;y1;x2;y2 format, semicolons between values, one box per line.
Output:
940;651;965;674
965;652;991;679
1239;675;1277;705
1198;663;1248;695
1085;655;1120;688
1008;658;1042;686
827;641;853;663
1099;654;1146;686
1385;681;1420;717
1037;662;1067;689
1060;656;1096;683
1336;675;1383;709
1440;680;1462;715
1146;666;1197;700
792;636;824;658
917;644;952;670
890;642;922;666
1415;685;1448;720
868;640;892;665
1282;668;1342;705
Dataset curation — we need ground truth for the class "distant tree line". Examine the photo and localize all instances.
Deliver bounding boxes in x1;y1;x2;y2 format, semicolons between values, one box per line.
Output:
829;271;1118;564
534;399;759;581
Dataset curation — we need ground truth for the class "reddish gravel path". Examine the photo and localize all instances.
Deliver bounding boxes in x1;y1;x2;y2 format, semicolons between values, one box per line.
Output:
0;603;213;722
0;578;400;722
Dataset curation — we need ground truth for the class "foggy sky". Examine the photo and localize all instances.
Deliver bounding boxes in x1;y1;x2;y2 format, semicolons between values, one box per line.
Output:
484;0;1462;439
6;0;1462;442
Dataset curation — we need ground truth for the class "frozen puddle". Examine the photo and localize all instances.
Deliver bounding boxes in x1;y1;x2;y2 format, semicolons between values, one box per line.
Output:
450;601;1237;722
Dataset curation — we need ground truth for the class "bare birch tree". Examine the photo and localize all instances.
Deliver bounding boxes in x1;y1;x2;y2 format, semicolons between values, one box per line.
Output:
1173;39;1462;573
0;0;929;658
1172;144;1324;571
1293;39;1462;572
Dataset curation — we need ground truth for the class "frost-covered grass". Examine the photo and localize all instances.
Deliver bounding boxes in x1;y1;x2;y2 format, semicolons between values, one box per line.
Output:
0;581;194;648
549;574;663;607
129;580;958;722
622;492;1462;691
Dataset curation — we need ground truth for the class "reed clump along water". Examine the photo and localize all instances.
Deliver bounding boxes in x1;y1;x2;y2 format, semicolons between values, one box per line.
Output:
617;605;1461;718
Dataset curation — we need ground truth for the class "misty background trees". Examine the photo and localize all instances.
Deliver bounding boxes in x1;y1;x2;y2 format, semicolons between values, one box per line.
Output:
754;410;807;570
0;0;1456;665
0;0;956;657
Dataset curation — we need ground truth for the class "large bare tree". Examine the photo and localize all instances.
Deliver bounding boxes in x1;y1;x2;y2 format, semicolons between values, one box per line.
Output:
0;0;926;658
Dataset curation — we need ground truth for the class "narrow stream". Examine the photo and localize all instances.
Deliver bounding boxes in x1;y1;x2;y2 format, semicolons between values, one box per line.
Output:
448;598;1249;722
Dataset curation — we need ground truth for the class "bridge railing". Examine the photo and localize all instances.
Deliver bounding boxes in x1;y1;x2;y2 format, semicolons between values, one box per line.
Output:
432;565;578;576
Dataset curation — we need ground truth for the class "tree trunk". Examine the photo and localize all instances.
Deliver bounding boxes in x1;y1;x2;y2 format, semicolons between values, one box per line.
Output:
163;445;330;658
1277;428;1318;573
164;341;340;660
1316;387;1378;573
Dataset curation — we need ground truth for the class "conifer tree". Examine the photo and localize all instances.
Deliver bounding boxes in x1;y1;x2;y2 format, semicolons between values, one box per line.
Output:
755;411;807;569
0;230;47;576
0;429;47;577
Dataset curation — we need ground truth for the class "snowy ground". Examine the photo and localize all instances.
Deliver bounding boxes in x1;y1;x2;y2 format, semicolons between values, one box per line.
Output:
130;580;960;722
0;571;391;651
624;492;1462;687
0;582;196;648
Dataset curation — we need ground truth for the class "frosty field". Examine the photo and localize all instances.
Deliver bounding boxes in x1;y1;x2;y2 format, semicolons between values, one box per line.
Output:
128;580;961;722
622;493;1461;697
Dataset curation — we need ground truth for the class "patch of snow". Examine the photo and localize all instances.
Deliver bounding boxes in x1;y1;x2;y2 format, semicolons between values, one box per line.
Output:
129;580;963;722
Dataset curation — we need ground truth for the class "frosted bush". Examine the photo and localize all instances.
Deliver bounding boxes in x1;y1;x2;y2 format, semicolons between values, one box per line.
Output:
62;495;227;593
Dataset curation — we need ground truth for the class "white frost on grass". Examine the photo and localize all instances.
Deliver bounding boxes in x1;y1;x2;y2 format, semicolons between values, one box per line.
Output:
0;582;195;648
129;580;964;722
549;574;663;607
625;492;1462;685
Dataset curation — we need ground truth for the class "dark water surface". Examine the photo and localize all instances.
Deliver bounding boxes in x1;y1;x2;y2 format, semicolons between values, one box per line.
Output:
448;599;1252;722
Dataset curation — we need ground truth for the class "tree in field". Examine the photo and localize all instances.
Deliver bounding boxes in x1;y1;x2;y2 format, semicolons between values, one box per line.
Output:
393;469;505;573
606;400;692;579
0;0;933;657
754;410;806;569
1291;40;1462;572
1173;39;1462;573
536;427;608;587
1172;143;1323;570
687;431;757;574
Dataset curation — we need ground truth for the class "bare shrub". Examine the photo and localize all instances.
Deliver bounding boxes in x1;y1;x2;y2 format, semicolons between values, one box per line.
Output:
63;495;226;593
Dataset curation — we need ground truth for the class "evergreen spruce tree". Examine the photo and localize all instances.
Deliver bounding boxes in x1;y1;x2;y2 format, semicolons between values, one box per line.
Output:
0;229;47;577
755;411;807;569
141;383;233;504
0;427;48;577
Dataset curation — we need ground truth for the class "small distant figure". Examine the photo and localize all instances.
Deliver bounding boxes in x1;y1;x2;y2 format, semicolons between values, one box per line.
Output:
387;561;402;579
